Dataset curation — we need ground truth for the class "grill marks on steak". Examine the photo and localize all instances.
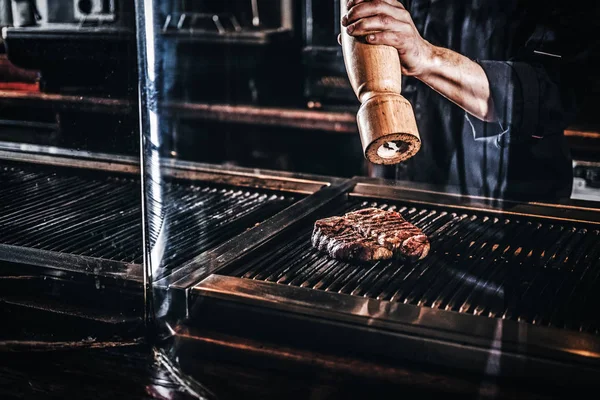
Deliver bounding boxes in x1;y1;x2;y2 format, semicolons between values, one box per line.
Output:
347;208;429;258
312;207;430;262
312;216;393;262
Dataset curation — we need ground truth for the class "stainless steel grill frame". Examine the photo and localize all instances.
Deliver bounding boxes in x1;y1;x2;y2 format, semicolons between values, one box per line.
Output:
5;141;600;385
227;199;600;333
184;177;600;386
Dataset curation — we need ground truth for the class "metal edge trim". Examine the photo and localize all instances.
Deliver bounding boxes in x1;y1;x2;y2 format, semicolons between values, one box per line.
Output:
0;149;140;175
0;141;137;161
0;142;340;193
353;178;600;211
158;179;355;289
0;244;143;283
161;157;343;187
192;274;600;365
162;168;324;195
352;181;600;224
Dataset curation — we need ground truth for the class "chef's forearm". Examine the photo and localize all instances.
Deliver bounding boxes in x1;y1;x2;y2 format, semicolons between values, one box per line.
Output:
413;44;497;122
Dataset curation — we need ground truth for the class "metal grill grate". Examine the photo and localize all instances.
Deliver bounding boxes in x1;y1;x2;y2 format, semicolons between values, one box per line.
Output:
0;165;296;272
230;198;600;334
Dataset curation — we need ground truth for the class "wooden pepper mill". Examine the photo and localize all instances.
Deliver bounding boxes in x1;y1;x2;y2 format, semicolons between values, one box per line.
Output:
340;2;421;165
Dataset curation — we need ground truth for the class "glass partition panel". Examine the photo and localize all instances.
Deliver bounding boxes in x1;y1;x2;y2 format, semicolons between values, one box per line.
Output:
135;0;307;348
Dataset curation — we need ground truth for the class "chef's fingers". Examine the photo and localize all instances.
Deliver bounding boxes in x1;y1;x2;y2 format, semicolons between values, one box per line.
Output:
347;0;404;9
343;1;410;26
364;31;407;47
345;15;409;36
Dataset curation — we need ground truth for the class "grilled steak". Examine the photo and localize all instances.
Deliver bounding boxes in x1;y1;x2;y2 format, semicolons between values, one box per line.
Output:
312;207;430;262
311;216;393;262
346;208;430;259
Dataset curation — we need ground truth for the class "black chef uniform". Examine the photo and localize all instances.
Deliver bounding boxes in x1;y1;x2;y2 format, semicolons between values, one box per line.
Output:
373;0;594;201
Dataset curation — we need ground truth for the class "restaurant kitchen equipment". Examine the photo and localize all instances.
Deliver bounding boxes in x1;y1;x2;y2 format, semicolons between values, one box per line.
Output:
2;0;600;397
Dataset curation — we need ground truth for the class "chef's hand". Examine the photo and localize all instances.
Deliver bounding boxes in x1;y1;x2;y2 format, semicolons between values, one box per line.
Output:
340;0;433;78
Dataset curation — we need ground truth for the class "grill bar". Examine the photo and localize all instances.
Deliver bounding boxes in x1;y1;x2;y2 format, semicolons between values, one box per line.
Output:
530;229;598;326
0;164;297;274
449;220;540;315
229;198;600;334
3;184;135;246
0;170;142;263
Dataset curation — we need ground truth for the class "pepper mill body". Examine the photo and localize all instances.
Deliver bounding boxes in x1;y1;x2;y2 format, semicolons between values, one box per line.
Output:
339;2;421;165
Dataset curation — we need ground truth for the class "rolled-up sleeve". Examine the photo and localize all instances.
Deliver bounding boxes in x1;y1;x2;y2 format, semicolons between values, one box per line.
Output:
466;59;565;145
